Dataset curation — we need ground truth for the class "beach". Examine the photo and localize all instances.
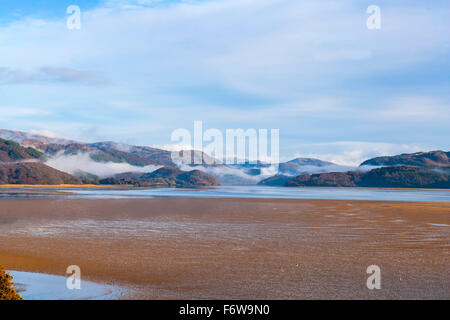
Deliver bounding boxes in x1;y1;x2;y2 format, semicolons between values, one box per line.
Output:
0;198;449;299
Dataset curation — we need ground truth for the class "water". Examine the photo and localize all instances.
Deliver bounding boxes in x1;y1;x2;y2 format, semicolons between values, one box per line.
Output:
9;271;123;300
67;185;450;202
1;186;450;202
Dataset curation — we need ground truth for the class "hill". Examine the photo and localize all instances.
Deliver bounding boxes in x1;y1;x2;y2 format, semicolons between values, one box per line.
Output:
30;142;161;167
4;129;449;188
281;166;450;189
94;142;175;166
0;138;43;162
100;166;219;187
358;166;450;188
360;151;450;168
258;174;292;186
278;158;335;174
17;135;217;168
285;171;361;187
0;162;82;185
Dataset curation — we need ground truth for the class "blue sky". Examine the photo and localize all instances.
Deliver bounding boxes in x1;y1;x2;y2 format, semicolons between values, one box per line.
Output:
0;0;449;165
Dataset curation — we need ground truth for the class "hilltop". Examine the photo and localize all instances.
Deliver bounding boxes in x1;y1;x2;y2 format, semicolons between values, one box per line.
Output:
360;151;450;168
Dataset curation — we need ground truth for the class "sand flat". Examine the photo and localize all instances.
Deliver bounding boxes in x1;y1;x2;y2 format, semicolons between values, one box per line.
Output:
0;198;449;299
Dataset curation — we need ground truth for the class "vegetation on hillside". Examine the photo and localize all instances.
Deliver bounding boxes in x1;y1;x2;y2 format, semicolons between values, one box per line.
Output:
100;166;220;187
0;162;82;185
360;151;450;167
260;166;450;189
0;138;44;162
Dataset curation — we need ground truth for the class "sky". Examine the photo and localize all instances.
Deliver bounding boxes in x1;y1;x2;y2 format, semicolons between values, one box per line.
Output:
0;0;449;165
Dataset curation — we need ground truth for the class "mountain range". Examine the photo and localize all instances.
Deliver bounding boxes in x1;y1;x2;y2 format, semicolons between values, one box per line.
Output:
0;129;449;188
0;131;219;187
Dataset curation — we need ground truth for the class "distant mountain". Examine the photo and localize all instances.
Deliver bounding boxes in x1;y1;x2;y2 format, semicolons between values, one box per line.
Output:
100;166;219;187
0;130;222;187
229;157;345;178
0;131;167;167
0;129;76;145
282;157;334;167
214;174;259;185
10;131;218;168
278;158;341;176
23;142;161;167
281;166;450;189
0;138;44;162
4;129;348;184
360;151;450;168
93;142;175;167
0;162;82;185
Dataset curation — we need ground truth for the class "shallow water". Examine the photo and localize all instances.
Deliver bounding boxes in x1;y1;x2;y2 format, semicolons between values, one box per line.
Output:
2;185;450;202
65;186;450;202
9;271;123;300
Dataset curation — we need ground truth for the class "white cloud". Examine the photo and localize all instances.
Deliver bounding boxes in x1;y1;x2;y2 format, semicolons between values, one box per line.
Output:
376;96;450;122
0;0;448;156
0;0;447;95
0;66;110;86
313;50;373;62
28;129;71;140
0;107;51;117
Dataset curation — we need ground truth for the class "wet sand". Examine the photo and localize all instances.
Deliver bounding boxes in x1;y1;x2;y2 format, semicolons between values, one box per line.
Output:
0;198;448;299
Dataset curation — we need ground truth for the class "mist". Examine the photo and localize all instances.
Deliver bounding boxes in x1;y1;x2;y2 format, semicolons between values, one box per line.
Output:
44;152;161;178
179;164;265;184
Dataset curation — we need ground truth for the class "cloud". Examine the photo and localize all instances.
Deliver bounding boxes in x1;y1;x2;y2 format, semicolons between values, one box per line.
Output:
44;152;162;178
0;66;110;86
1;0;447;94
180;164;261;182
28;129;70;140
0;0;448;156
376;96;450;122
0;107;51;118
103;0;165;9
313;49;373;62
151;143;194;152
